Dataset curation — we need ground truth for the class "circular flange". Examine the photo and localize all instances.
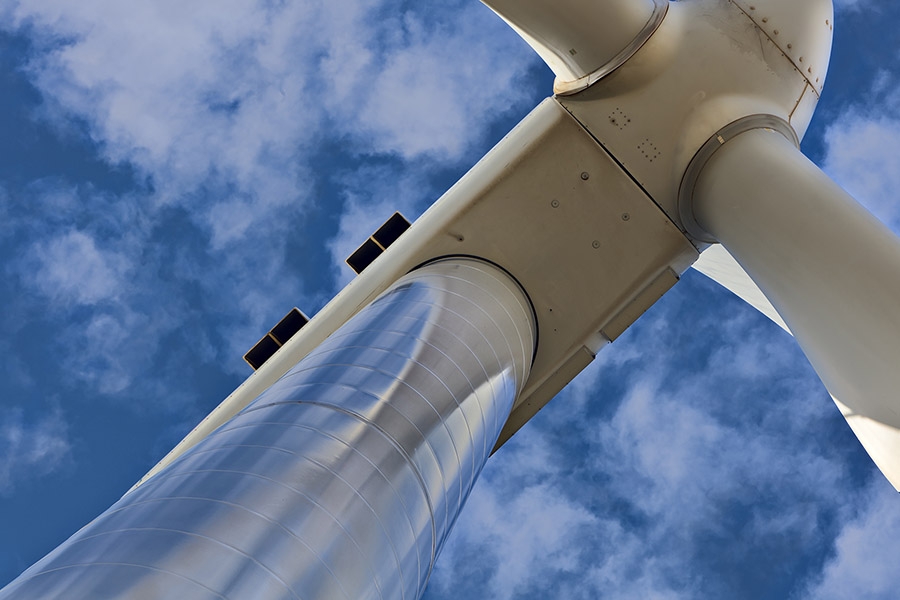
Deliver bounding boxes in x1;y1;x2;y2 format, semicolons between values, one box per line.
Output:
677;114;799;243
554;0;669;96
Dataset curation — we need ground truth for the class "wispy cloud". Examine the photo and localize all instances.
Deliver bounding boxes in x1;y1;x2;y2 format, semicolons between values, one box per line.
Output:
802;480;900;600
342;5;539;161
25;229;129;305
440;480;598;600
823;74;900;228
5;0;536;237
0;408;70;496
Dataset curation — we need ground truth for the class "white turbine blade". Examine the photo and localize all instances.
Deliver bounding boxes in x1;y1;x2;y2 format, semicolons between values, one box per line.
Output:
481;0;667;93
693;246;790;333
690;128;900;491
693;247;900;488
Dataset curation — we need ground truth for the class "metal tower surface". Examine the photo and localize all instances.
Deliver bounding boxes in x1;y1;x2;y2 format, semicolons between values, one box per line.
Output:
0;259;535;598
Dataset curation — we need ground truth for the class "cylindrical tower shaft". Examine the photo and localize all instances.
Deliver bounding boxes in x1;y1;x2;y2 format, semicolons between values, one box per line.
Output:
0;258;536;600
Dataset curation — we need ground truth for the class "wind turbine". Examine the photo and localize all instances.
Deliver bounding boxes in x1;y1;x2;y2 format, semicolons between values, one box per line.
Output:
3;0;898;598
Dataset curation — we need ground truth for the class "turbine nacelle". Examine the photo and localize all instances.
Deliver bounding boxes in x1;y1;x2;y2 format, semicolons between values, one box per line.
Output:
488;0;834;228
729;0;834;97
492;0;900;492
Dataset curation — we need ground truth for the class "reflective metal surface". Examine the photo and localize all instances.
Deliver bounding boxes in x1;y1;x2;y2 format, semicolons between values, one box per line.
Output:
0;258;535;600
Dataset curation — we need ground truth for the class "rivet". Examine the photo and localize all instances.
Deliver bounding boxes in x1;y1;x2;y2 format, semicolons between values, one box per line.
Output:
581;172;590;180
799;56;803;62
621;213;631;222
808;67;812;73
592;240;601;249
761;17;768;23
773;29;779;35
749;5;755;9
787;43;793;49
551;199;560;208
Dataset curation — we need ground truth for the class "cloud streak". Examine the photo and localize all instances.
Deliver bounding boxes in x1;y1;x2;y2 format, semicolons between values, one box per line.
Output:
0;409;70;496
803;481;900;600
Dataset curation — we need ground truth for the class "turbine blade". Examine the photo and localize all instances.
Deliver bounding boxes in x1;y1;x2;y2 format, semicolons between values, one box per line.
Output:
690;128;900;490
481;0;667;93
693;247;900;489
693;245;790;333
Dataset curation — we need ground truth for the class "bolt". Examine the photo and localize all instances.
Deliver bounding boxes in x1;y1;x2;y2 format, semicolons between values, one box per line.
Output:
581;172;590;181
592;240;601;249
551;199;560;208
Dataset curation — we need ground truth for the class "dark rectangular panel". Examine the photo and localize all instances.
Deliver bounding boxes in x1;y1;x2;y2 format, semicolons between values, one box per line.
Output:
270;308;309;345
243;334;281;370
346;238;383;274
372;212;411;249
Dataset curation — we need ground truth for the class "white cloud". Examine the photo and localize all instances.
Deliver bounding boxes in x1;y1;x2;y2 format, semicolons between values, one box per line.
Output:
63;310;159;395
432;469;599;600
823;113;900;228
26;229;129;305
594;364;845;525
803;480;900;599
0;409;70;496
3;0;536;249
349;5;537;161
820;67;900;228
12;0;320;239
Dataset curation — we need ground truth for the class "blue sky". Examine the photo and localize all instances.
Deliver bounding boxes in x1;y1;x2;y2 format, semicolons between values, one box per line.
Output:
1;0;899;597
